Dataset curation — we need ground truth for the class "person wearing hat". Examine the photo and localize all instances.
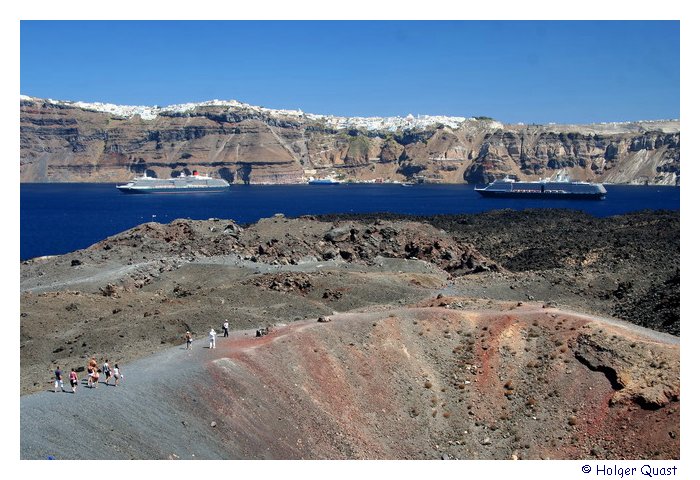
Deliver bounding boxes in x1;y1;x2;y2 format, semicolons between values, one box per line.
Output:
185;331;193;350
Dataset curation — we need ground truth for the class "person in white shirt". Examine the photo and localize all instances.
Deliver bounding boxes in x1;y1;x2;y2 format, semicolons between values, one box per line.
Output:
209;328;217;349
112;364;122;386
102;360;112;385
223;320;229;338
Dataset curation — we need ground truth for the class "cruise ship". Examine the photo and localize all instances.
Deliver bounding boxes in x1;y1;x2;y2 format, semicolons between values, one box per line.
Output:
474;171;606;200
116;171;230;194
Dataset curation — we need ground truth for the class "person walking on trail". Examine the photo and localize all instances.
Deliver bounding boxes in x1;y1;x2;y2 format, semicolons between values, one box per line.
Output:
185;331;193;350
103;359;112;385
209;328;217;349
87;357;99;388
69;368;78;393
86;364;94;388
91;367;100;388
112;364;122;386
54;366;65;393
223;320;229;338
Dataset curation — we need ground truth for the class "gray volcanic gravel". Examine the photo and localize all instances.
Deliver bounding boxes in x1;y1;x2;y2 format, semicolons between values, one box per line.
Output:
21;333;244;460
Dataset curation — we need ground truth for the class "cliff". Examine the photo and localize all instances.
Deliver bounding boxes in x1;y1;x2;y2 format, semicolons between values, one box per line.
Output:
20;96;680;185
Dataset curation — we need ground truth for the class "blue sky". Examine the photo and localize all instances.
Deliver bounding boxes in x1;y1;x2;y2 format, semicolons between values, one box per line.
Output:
20;20;679;124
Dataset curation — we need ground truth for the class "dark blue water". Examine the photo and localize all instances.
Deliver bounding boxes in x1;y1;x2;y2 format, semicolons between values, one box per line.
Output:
20;183;680;261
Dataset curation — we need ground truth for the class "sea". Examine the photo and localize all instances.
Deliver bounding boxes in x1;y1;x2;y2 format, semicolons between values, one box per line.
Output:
20;183;680;261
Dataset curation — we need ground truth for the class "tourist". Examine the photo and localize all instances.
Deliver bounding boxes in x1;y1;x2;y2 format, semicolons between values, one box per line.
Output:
223;320;229;338
113;364;122;386
185;331;193;350
54;365;65;393
69;368;78;393
209;328;217;349
87;358;98;388
103;359;112;385
86;365;94;388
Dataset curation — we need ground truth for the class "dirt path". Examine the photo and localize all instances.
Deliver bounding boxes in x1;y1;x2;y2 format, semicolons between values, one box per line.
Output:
20;330;260;460
550;308;679;346
21;261;154;294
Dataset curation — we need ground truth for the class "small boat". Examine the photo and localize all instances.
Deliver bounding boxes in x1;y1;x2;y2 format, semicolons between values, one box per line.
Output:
117;171;229;194
308;177;342;185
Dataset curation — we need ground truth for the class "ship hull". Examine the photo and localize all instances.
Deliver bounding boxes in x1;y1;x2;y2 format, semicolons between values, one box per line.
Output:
117;186;229;194
476;189;605;200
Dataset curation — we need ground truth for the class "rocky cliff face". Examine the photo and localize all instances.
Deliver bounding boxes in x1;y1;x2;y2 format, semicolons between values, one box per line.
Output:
463;126;680;185
20;97;680;185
